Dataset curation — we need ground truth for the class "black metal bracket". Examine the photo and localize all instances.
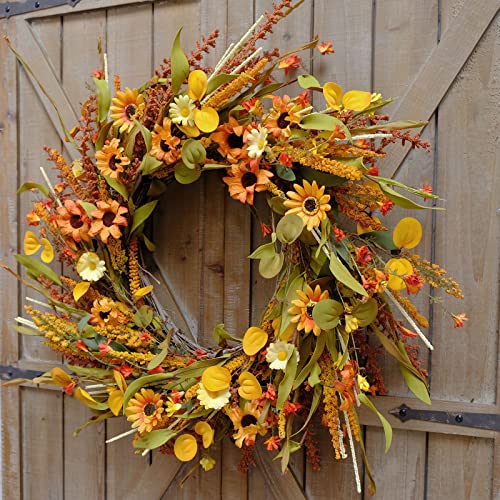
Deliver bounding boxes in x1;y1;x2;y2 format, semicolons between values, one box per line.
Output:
1;0;80;19
390;404;500;432
0;363;43;381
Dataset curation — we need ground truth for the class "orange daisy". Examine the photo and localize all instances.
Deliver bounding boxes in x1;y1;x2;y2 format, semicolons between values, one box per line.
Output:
226;402;267;448
150;118;181;164
126;388;164;434
264;95;302;139
210;116;247;163
223;161;273;205
95;138;130;179
56;199;91;243
89;200;128;243
110;87;145;133
288;284;330;336
90;297;128;327
284;180;331;231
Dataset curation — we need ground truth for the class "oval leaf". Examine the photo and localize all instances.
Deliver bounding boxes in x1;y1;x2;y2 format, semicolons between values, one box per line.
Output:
93;78;110;122
15;254;62;286
312;299;344;330
181;139;206;169
328;253;367;296
174;162;202;185
134;429;176;450
259;252;284;279
131;200;158;235
298;74;320;89
351;298;378;327
170;28;190;95
73;281;91;302
393;217;423;249
276;214;303;244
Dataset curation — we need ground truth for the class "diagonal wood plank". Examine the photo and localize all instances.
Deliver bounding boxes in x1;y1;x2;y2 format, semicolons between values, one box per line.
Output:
380;0;499;179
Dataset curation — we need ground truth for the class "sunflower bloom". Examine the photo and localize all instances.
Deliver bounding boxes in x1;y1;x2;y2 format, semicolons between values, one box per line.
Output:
284;180;331;231
126;388;164;434
226;402;267;448
150;118;181;164
89;200;128;243
55;199;91;243
95;138;130;179
263;95;302;139
90;297;127;327
210;115;246;163
110;87;145;133
288;284;330;336
223;162;273;205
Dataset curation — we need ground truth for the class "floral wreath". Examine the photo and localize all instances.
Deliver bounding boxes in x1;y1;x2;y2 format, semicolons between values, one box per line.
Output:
4;1;467;494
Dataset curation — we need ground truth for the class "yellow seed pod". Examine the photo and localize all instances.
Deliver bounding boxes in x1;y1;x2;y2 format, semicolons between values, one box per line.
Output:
342;90;372;111
40;238;54;263
174;434;198;462
323;82;343;110
23;231;41;255
194;421;214;448
201;366;231;392
385;258;413;291
187;70;208;101
237;371;263;401
393;217;423;249
242;326;268;356
74;387;98;406
356;216;381;235
194;107;219;133
50;367;73;388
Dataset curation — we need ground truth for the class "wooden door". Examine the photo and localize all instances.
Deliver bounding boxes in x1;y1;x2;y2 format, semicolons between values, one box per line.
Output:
1;1;498;498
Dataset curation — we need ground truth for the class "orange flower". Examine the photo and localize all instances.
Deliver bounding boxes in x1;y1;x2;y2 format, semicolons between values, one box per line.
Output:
452;313;468;328
89;200;128;243
288;284;329;336
264;95;302;139
404;273;424;295
278;54;301;76
264;435;281;451
90;297;127;327
126;388;164;434
56;199;91;243
223;161;273;205
150;118;181;164
95;138;130;179
333;363;357;410
318;40;335;55
210;116;247;163
226;402;267;448
110;87;145;133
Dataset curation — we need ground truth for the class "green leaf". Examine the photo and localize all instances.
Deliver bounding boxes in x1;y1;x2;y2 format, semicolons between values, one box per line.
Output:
93;78;110;122
95;121;114;151
181;139;206;169
124;126;140;158
13;325;41;336
133;305;154;329
147;341;170;371
259;252;284;279
351;298;378;327
17;182;49;197
170;28;190;95
253;82;283;98
328;252;368;296
297;74;320;89
122;373;174;411
369;175;439;200
312;299;344;330
67;365;113;379
248;241;276;260
359;394;393;452
143;234;156;252
213;323;240;345
139;153;163;175
131;200;158;235
361;230;398;251
267;195;287;215
276;350;298;410
292;385;322;437
299;113;352;141
351;120;427;133
275;163;296;181
103;175;129;200
133;428;177;450
324;330;338;358
73;411;113;437
172;357;228;381
79;202;97;216
378;182;443;211
300;167;347;187
132;118;152;151
147;179;167;197
294;333;326;389
174;162;202;184
206;73;240;95
15;254;62;286
276;214;303;244
400;365;431;404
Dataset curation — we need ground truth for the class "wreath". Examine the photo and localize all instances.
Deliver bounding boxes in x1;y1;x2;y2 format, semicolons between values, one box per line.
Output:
4;1;466;494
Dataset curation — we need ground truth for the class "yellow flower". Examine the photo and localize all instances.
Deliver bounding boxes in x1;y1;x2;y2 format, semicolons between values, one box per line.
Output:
323;82;372;112
194;421;214;448
226;402;267;448
95;138;130;179
200;456;216;471
288;284;330;336
165;397;182;417
357;375;370;392
110;87;145;133
238;371;263;400
150;118;181;164
174;434;198;462
196;383;230;410
393;217;422;249
242;326;268;356
284;180;331;231
125;388;164;434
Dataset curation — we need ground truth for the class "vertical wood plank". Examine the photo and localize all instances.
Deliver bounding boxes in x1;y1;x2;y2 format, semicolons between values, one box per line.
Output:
0;15;21;500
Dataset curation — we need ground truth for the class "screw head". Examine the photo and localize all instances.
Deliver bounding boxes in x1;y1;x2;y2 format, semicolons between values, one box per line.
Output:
455;414;464;423
399;407;407;417
35;1;40;8
5;5;11;13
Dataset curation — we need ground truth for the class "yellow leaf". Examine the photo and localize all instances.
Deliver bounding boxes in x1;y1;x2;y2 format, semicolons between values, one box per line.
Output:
242;326;268;356
132;285;154;300
40;238;54;263
201;366;231;392
177;124;200;137
194;107;219;133
342;90;372;111
237;371;262;401
323;82;343;110
357;216;381;235
187;70;208;101
50;367;73;388
107;389;124;416
385;258;413;291
24;231;41;255
73;281;91;302
113;370;128;393
393;217;422;249
174;434;198;462
74;387;98;406
194;421;214;448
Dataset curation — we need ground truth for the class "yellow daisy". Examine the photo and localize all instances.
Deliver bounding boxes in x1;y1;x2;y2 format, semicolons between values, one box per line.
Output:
110;87;145;133
226;402;267;448
150;118;181;164
95;138;130;179
125;388;164;434
288;284;330;336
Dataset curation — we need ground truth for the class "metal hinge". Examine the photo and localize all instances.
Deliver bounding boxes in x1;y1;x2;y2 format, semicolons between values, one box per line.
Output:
0;363;43;381
390;404;500;432
1;0;80;19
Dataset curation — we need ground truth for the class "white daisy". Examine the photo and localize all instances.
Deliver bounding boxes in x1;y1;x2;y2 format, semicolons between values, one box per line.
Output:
265;341;298;371
169;95;196;127
197;382;230;410
246;125;269;159
76;252;106;282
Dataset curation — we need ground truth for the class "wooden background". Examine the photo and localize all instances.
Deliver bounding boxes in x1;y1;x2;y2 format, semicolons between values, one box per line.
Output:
1;0;499;498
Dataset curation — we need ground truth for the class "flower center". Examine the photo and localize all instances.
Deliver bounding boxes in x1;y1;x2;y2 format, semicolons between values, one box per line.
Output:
257;140;266;150
180;107;190;117
306;303;316;319
303;197;319;215
277;112;289;129
109;155;121;171
144;402;157;416
277;351;288;361
102;211;116;227
241;171;258;188
70;214;84;229
160;139;171;153
89;261;97;271
125;104;137;119
227;133;243;149
241;414;257;427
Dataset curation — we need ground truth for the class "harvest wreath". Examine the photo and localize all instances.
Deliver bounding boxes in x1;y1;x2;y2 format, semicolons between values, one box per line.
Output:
4;1;466;494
